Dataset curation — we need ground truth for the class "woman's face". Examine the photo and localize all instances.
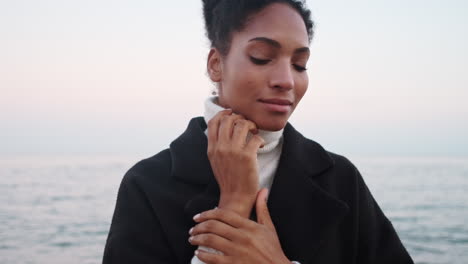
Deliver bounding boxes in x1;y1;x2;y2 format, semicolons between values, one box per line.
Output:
213;3;310;131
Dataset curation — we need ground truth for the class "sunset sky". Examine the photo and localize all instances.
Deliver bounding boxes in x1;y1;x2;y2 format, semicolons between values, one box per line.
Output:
1;0;467;157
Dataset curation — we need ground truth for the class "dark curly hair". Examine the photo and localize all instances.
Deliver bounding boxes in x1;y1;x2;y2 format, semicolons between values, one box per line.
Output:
202;0;314;55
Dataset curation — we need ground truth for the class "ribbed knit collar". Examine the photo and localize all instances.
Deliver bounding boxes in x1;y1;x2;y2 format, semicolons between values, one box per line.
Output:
203;96;283;154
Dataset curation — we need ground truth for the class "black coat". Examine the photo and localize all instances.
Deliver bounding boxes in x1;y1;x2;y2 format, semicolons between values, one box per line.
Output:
103;117;413;264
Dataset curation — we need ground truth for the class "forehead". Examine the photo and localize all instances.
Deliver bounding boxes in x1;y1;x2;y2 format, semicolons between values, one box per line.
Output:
233;3;309;49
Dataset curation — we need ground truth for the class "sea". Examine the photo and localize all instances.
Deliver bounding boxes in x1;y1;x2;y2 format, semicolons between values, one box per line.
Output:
0;154;467;264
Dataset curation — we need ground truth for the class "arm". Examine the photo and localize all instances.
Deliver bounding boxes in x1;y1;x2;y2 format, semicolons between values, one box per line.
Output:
103;171;175;264
206;110;262;219
190;111;263;263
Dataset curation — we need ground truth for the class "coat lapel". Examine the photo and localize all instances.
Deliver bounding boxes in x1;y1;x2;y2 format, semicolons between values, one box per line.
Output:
168;117;220;220
170;117;349;263
268;123;349;262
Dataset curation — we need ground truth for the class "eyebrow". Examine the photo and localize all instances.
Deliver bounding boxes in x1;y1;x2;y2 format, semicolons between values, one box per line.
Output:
248;37;310;54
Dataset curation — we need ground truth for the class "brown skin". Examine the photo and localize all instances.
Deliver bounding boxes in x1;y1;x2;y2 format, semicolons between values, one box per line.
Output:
207;3;310;132
207;110;264;218
195;3;310;263
189;189;291;264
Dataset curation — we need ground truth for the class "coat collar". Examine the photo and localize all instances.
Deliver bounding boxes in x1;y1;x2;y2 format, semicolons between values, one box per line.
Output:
170;117;335;184
170;117;349;262
169;117;214;185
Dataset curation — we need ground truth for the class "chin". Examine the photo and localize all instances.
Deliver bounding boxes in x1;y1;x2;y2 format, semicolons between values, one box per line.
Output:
255;119;288;131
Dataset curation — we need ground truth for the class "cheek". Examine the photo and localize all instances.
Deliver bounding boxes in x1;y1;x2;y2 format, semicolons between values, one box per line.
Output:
227;65;263;96
295;74;309;100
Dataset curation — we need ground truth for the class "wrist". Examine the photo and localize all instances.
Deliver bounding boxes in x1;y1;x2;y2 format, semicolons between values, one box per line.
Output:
218;194;256;218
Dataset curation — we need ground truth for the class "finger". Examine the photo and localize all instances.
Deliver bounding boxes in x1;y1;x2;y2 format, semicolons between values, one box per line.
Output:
195;249;231;264
190;219;241;242
231;119;258;146
245;134;265;153
189;233;233;255
194;208;255;229
255;188;276;231
207;109;233;152
217;113;244;143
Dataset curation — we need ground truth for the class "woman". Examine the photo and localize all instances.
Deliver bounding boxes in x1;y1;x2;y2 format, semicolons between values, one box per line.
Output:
103;0;414;263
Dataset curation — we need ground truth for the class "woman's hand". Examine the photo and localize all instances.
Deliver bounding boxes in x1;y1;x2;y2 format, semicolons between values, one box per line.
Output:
188;189;291;264
207;110;265;218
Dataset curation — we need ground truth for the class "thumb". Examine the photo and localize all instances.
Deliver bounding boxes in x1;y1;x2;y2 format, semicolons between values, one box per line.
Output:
256;188;275;231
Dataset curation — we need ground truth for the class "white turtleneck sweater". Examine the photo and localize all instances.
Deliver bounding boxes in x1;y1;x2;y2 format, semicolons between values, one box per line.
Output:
191;96;285;264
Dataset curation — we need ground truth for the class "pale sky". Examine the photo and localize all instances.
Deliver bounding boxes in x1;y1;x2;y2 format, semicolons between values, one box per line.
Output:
1;0;467;157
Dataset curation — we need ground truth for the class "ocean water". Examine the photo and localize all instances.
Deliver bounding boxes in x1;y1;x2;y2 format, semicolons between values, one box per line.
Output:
0;155;467;264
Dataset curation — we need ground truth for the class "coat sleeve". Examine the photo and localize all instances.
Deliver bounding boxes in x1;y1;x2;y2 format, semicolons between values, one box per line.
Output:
354;167;414;264
103;171;175;264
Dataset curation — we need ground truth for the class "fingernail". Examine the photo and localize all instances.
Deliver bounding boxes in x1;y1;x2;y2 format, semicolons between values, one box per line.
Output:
193;213;200;220
189;227;193;234
195;250;199;256
188;236;193;243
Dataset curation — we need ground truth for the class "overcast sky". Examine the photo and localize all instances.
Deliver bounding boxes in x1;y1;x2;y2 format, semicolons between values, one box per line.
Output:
1;0;467;157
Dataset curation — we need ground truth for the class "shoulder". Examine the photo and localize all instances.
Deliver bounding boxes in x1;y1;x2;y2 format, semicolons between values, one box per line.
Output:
128;149;172;177
312;149;361;189
295;134;363;200
282;122;360;180
120;149;174;193
327;150;360;175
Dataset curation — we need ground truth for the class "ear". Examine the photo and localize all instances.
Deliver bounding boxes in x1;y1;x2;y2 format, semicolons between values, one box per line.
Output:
207;48;223;82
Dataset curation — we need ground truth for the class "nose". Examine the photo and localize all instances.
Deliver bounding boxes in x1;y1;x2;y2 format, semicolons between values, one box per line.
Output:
268;60;294;91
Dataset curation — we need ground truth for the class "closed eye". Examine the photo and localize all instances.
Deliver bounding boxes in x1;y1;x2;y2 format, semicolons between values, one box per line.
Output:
293;64;307;72
250;56;271;65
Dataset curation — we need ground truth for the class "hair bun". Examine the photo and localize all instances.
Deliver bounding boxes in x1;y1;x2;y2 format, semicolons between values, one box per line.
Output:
201;0;314;54
202;0;222;10
202;0;222;20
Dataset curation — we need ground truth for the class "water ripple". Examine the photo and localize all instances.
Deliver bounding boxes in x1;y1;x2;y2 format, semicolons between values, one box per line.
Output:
1;155;467;264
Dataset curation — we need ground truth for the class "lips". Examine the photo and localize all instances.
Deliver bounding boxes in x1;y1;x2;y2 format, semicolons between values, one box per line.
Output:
258;98;293;113
258;98;293;105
